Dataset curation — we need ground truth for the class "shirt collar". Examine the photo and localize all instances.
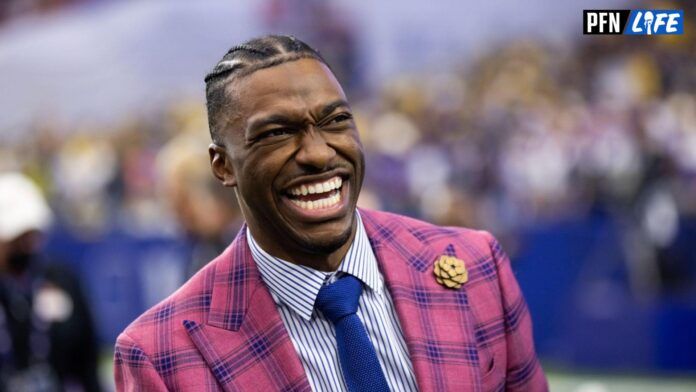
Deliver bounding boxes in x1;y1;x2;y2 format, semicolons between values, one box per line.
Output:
247;211;383;321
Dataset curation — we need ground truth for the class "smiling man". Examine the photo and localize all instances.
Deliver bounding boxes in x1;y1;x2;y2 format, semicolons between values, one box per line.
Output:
114;35;548;392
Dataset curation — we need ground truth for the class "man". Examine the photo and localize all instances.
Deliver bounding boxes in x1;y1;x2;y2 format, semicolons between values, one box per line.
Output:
0;173;102;391
114;35;547;391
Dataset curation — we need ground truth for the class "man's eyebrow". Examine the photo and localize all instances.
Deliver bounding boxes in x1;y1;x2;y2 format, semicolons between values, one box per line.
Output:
317;99;351;119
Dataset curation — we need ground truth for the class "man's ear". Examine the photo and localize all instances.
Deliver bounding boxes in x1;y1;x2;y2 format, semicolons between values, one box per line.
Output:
209;143;237;187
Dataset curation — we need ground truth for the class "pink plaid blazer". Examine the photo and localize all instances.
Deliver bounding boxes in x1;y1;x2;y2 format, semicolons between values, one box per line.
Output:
114;209;548;391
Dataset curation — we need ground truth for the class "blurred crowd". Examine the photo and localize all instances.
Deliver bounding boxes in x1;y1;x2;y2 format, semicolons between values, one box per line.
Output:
358;29;696;296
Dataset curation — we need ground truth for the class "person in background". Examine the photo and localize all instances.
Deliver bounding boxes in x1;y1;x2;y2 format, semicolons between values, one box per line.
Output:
0;172;101;392
157;133;244;276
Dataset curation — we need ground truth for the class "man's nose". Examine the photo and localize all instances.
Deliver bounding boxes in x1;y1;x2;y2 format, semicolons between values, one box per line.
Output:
295;128;336;169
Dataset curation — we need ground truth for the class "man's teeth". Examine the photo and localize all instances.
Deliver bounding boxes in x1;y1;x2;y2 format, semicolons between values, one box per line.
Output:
289;177;342;196
290;192;341;210
286;176;344;210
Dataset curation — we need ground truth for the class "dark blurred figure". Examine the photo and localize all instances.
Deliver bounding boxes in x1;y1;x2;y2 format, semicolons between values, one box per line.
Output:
261;0;363;92
0;173;101;392
157;133;243;276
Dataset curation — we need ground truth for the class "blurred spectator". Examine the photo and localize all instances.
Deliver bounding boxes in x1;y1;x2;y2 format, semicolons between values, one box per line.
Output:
0;173;101;391
261;0;363;91
156;131;243;276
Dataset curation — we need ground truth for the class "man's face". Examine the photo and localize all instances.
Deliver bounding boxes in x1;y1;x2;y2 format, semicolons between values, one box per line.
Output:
211;58;364;261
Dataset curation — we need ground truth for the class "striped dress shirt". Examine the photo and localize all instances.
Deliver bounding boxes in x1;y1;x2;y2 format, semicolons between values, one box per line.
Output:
247;212;418;392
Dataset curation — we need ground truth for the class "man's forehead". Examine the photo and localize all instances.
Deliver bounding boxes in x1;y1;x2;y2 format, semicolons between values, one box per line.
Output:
229;59;341;96
226;59;347;119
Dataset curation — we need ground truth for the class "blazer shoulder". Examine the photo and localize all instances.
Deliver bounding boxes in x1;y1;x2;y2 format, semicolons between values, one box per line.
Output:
361;208;494;251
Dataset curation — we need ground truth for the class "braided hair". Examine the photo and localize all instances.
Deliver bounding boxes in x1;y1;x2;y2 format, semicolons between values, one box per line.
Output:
204;35;328;144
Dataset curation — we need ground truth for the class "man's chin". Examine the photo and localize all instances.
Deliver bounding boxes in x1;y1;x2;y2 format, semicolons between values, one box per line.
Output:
291;220;355;255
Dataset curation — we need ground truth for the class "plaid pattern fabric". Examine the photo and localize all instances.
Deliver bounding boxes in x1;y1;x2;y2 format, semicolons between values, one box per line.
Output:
114;208;548;391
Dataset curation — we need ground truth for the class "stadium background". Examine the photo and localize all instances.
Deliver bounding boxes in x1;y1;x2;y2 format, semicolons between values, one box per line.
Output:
1;0;695;390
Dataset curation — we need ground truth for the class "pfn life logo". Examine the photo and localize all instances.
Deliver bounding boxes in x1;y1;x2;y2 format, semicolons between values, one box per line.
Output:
583;9;683;35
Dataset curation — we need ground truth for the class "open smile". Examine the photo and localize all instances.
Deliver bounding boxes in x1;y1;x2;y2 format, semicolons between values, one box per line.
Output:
280;174;350;221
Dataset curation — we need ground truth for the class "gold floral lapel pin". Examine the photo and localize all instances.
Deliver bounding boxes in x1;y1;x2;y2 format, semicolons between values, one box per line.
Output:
433;255;468;289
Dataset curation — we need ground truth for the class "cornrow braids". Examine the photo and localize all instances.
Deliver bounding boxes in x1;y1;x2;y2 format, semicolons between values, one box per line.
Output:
204;35;329;144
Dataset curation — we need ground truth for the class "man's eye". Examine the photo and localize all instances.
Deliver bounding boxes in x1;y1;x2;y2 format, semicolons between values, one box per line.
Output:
260;128;292;139
328;113;352;124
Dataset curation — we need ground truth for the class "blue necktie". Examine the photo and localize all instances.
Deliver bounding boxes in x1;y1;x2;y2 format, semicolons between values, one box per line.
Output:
315;275;390;392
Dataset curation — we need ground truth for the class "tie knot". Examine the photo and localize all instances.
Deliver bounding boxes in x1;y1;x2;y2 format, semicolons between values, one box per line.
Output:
315;275;362;323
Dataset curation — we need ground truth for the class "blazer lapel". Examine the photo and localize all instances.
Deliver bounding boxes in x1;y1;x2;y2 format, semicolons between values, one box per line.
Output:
361;209;484;392
184;228;311;391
